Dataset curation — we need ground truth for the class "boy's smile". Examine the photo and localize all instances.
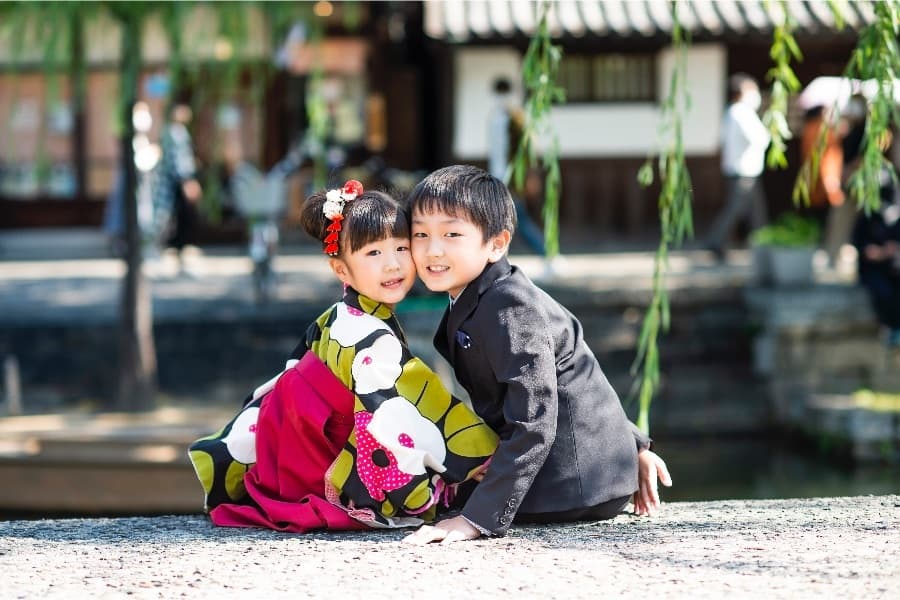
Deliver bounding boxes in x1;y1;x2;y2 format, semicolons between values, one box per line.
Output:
411;210;510;299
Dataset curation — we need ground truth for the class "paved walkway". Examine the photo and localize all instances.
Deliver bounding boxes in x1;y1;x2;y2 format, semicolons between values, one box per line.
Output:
0;225;865;327
1;495;897;598
0;239;765;326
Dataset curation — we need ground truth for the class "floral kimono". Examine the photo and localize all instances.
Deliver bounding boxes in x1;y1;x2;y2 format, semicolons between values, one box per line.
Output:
189;288;498;532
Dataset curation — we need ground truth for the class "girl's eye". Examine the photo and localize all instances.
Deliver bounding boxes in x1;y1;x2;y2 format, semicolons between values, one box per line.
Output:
412;232;427;238
366;249;381;257
397;245;409;252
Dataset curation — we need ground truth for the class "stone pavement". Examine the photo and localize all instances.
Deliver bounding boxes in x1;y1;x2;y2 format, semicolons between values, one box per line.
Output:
0;242;761;326
0;224;865;327
1;495;898;599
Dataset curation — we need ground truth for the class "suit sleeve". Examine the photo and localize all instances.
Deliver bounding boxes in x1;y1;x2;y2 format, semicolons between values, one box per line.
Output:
460;293;559;535
629;420;652;451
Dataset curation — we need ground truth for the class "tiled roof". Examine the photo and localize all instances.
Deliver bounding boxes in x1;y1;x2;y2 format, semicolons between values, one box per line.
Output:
424;0;878;41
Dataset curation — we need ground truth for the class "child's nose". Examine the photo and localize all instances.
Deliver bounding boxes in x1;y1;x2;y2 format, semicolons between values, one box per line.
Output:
426;239;444;257
384;251;401;270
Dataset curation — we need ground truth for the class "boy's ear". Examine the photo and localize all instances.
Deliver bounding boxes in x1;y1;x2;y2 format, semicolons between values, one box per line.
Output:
328;257;351;284
487;229;512;263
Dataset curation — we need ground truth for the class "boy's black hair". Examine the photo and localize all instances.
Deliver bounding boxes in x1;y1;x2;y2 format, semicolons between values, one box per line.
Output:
300;189;409;256
406;164;517;241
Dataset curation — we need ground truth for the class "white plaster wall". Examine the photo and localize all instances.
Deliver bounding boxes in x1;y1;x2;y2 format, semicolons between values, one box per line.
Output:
452;44;726;159
452;47;524;160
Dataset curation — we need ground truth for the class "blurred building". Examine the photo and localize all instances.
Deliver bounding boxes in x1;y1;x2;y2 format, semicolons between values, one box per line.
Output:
422;0;875;237
0;2;426;239
0;1;880;239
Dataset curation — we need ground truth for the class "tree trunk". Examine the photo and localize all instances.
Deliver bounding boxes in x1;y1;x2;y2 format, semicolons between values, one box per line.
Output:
115;14;157;411
69;14;87;201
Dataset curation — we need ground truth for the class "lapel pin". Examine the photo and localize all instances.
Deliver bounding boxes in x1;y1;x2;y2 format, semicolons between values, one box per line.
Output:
455;330;473;349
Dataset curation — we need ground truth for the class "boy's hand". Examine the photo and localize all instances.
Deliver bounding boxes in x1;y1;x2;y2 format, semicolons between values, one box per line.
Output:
633;449;672;517
402;516;482;545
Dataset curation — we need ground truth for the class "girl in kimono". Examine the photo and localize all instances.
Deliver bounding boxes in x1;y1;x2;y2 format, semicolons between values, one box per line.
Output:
189;180;498;533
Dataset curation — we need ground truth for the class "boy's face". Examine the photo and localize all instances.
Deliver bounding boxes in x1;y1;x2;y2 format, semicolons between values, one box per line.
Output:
411;208;510;299
329;236;415;308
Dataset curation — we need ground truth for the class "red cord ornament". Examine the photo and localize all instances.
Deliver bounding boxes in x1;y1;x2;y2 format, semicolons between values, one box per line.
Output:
322;182;362;256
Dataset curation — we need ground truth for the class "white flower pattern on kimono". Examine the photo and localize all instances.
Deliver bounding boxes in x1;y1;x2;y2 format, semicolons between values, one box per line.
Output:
352;334;402;394
222;406;260;464
329;303;390;347
367;396;447;475
354;410;413;501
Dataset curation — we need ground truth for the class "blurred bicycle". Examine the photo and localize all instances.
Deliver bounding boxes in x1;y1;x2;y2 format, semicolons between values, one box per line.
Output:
230;140;309;303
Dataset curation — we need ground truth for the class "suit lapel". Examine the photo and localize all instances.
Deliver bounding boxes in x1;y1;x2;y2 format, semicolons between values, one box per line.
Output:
444;257;512;364
434;306;452;363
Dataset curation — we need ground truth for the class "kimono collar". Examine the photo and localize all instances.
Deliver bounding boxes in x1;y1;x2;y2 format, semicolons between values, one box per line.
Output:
342;286;407;344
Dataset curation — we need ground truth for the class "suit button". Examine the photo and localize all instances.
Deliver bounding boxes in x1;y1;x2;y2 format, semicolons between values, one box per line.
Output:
507;498;516;508
499;516;510;525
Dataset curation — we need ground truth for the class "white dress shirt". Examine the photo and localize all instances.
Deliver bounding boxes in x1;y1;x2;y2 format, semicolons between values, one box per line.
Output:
720;100;771;178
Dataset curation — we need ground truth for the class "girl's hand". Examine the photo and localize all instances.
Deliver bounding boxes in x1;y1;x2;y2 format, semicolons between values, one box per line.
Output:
633;449;672;517
402;516;481;545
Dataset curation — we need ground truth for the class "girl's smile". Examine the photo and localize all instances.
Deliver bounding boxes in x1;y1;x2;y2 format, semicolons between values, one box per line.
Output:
330;237;415;308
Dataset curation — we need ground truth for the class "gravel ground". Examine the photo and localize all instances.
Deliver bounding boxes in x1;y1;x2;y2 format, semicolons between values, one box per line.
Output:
1;495;898;599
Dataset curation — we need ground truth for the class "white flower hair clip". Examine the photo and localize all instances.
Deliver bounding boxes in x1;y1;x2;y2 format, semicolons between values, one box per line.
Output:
322;179;363;256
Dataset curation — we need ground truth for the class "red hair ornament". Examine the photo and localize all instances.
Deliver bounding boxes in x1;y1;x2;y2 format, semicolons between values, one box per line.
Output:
322;180;364;256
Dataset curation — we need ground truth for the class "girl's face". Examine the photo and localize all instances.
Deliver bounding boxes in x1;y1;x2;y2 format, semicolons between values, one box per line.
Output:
329;236;415;308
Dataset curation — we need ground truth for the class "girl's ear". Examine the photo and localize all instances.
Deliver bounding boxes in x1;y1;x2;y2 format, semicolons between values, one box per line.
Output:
487;229;512;263
329;257;351;285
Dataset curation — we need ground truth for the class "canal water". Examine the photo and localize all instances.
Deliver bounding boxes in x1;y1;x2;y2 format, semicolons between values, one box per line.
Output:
1;434;896;521
655;435;900;502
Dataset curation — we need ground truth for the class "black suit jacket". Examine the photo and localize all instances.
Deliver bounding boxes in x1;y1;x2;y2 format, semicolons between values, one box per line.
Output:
435;257;650;535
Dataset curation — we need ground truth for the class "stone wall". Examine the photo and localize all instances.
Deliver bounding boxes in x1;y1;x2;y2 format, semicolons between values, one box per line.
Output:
745;284;900;461
1;285;768;437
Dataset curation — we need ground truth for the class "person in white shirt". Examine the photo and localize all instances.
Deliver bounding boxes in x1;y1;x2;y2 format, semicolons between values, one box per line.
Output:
487;77;546;257
705;74;771;261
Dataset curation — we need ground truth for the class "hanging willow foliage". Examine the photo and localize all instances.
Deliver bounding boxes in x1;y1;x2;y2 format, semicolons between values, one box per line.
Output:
509;0;565;259
632;5;694;435
794;0;900;213
762;0;802;170
841;0;900;213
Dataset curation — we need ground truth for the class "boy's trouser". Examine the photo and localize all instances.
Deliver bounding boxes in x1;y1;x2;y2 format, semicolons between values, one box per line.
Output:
514;494;631;524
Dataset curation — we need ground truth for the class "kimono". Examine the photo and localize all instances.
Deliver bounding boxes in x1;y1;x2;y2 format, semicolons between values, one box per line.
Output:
189;288;498;532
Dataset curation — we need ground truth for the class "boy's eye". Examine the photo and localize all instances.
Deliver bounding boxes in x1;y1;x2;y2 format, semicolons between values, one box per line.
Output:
444;232;461;238
366;249;381;256
412;232;427;238
397;245;409;252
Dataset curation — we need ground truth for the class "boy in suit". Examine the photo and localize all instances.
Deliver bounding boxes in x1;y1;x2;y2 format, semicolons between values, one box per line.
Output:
404;165;672;545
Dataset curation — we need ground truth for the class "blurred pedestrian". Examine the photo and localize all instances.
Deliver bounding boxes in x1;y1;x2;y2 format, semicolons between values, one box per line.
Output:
705;73;771;261
154;98;202;274
488;77;546;256
851;137;900;346
799;103;853;269
103;101;161;258
821;94;869;269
